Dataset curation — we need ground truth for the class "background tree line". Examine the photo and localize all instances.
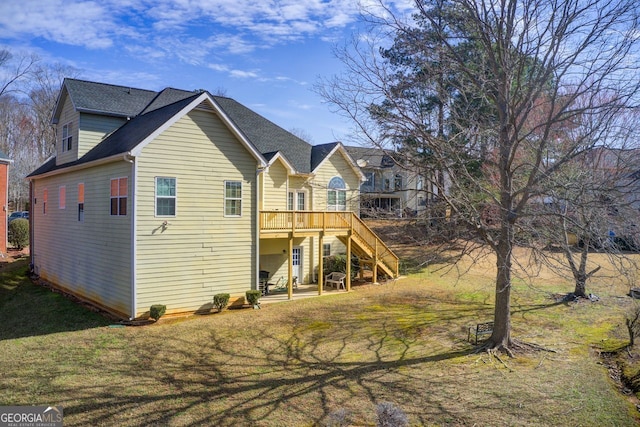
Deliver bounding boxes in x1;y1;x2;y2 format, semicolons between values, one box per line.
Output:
0;48;77;211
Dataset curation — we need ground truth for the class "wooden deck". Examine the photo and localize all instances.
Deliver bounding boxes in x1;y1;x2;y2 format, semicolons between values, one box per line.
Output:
259;210;399;278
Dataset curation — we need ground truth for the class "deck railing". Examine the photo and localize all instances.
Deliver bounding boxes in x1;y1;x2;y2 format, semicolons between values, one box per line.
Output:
260;210;399;277
260;211;351;232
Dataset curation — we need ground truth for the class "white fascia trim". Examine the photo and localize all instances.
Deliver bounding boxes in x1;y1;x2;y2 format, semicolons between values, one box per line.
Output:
27;153;131;181
130;92;267;168
268;152;296;175
312;143;367;182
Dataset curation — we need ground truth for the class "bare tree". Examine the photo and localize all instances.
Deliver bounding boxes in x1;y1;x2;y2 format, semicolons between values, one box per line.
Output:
317;0;640;354
288;127;315;144
0;50;78;209
0;49;39;98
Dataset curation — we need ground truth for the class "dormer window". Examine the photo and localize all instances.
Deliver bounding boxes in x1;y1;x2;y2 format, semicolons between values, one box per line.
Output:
62;122;73;152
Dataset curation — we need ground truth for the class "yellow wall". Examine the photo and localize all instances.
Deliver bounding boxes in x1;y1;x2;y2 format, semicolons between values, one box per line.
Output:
32;161;133;317
79;113;127;158
55;95;79;166
135;108;258;316
262;159;288;210
310;150;361;213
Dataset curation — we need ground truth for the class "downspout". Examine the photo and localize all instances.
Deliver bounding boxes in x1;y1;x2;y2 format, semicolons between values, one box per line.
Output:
28;180;34;271
124;153;136;320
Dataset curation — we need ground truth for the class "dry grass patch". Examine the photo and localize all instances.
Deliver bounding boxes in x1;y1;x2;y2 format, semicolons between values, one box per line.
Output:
0;255;638;425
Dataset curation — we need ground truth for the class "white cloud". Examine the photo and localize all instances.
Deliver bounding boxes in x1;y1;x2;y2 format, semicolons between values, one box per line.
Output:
0;0;116;49
229;69;259;79
0;0;365;50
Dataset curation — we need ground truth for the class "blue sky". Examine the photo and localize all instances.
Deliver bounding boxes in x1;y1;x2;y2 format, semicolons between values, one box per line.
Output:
0;0;414;145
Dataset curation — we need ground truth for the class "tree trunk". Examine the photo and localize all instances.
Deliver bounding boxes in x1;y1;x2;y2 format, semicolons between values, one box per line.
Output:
573;277;587;298
491;237;512;349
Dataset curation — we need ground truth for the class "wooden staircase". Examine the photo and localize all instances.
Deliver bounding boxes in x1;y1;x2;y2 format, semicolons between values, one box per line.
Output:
260;210;399;279
338;214;399;279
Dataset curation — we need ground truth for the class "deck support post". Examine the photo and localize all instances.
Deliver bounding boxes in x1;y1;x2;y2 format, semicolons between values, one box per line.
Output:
318;232;324;295
288;234;293;300
372;239;378;284
346;232;352;291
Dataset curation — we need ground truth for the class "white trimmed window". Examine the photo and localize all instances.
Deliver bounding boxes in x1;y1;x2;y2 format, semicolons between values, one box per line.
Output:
287;191;306;210
155;177;176;216
110;177;128;216
43;189;48;215
78;183;85;222
394;174;403;191
327;177;347;211
323;243;331;257
224;181;242;217
363;172;375;191
58;186;66;209
62;122;73;152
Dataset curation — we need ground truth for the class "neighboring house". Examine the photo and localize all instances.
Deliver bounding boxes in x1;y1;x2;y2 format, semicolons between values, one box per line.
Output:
345;146;441;218
0;149;11;255
27;78;398;319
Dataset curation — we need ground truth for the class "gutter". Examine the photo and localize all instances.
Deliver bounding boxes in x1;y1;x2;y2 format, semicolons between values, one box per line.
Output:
256;166;266;293
28;153;133;181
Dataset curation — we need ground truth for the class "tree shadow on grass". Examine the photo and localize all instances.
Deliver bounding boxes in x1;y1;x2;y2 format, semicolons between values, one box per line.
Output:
3;290;582;426
0;260;113;340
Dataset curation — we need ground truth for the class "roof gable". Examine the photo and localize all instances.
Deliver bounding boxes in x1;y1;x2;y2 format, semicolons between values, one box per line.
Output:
53;78;157;123
312;142;365;181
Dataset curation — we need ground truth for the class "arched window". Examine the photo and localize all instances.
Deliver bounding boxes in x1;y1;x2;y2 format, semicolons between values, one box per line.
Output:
327;177;347;211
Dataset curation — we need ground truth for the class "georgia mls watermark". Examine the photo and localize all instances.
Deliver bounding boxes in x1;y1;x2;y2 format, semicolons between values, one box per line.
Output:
0;406;63;427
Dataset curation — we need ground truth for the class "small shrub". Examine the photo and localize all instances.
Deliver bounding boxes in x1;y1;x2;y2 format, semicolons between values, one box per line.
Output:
376;402;408;427
149;304;166;321
324;408;351;427
213;293;230;312
246;290;261;308
8;218;29;250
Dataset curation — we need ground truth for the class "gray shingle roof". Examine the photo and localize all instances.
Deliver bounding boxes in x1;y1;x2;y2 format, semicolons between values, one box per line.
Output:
212;96;315;173
345;146;395;169
64;79;157;118
32;79;342;177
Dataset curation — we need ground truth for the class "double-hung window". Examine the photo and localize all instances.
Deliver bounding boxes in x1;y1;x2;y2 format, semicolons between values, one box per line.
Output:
155;177;176;216
62;122;73;152
327;177;347;211
78;183;84;222
43;189;48;215
110;177;128;216
323;243;331;257
394;174;403;191
59;186;66;209
363;172;375;191
224;181;242;217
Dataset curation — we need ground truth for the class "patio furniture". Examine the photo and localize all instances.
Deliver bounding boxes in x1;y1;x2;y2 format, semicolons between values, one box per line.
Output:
325;272;346;290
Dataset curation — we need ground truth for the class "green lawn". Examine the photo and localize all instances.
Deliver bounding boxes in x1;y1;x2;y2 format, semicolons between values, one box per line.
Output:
0;254;638;426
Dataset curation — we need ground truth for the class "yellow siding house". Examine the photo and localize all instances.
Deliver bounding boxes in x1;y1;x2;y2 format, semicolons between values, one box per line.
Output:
28;79;398;320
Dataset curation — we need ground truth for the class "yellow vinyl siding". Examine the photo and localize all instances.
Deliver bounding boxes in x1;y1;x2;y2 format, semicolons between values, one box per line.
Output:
31;161;133;317
135;109;257;316
310;151;361;213
55;96;79;166
78;113;127;158
262;160;288;210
